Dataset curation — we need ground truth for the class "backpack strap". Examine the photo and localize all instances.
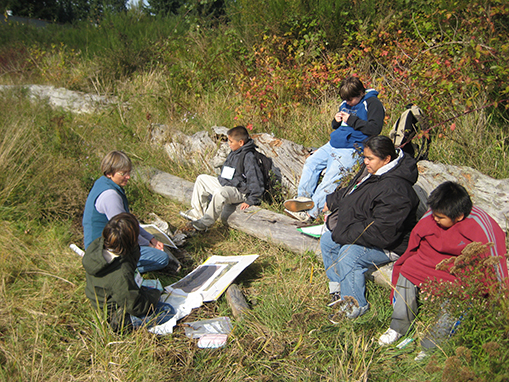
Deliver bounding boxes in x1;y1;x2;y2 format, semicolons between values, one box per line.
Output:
236;146;256;178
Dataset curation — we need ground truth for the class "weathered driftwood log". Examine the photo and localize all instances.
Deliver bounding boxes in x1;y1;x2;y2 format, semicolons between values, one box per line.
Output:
135;165;321;255
225;284;251;318
149;126;509;230
152;125;310;196
136;166;393;286
0;85;117;114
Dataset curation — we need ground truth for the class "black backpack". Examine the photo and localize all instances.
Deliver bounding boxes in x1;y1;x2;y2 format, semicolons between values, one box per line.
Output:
238;147;282;203
389;104;431;161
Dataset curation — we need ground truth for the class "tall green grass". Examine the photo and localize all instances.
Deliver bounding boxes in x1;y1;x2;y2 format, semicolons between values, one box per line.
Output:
1;5;509;381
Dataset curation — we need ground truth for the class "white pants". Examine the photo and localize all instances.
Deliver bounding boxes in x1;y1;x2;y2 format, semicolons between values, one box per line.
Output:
190;174;246;228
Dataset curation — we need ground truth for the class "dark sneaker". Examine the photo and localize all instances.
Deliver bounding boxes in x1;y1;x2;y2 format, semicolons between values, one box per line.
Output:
328;299;369;322
284;196;314;212
328;292;342;307
181;221;207;236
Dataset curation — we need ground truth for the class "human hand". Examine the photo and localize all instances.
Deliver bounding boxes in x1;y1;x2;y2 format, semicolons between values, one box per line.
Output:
339;111;350;123
239;202;250;210
334;112;342;123
150;238;164;251
322;202;329;212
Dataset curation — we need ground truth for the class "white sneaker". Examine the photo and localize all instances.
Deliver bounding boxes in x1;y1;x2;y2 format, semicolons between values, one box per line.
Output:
179;209;202;221
284;209;313;224
378;328;402;346
284;196;314;212
414;350;428;361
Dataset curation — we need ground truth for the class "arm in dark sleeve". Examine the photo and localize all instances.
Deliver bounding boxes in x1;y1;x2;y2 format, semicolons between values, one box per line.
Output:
112;271;161;317
326;186;348;212
346;97;385;136
243;152;265;206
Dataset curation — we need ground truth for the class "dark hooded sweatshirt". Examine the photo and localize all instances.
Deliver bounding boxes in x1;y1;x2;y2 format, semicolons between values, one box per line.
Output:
82;236;161;330
218;138;265;206
325;151;419;255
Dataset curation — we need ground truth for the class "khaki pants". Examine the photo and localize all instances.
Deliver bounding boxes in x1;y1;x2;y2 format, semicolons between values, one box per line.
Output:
191;174;246;228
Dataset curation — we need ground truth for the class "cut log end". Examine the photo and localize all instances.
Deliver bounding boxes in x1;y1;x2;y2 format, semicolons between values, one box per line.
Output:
225;284;251;318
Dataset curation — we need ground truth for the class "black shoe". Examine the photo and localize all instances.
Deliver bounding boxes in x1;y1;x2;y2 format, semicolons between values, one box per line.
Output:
328;292;341;307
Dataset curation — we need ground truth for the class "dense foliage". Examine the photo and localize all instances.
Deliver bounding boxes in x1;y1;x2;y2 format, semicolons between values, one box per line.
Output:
0;0;128;23
2;0;508;175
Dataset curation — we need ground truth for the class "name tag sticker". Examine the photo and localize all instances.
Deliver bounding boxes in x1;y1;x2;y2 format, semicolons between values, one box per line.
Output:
221;166;235;180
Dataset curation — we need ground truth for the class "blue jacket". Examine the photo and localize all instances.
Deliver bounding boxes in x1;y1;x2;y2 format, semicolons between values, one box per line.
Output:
329;89;384;149
82;176;129;249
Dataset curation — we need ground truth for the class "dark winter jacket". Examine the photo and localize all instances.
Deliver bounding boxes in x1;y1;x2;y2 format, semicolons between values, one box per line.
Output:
330;89;385;149
325;150;419;255
82;236;161;329
218;139;265;206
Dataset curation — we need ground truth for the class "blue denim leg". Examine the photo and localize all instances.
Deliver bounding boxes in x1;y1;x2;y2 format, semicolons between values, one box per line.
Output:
138;246;170;273
320;230;342;293
131;301;175;329
297;143;331;202
308;147;358;217
331;243;390;308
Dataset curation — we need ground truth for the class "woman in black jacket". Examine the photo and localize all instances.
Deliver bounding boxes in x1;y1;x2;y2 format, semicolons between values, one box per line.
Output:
321;135;419;319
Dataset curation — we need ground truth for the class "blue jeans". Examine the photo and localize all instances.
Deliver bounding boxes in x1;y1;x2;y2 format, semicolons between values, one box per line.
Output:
138;246;170;273
320;230;390;308
130;301;175;329
297;142;358;217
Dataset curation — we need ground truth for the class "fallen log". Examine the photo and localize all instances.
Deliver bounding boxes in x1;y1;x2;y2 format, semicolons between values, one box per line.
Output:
225;284;251;318
135;166;321;256
141;127;509;289
134;167;395;286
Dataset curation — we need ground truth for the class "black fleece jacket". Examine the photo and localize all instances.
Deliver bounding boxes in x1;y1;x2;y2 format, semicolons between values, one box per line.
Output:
325;151;419;255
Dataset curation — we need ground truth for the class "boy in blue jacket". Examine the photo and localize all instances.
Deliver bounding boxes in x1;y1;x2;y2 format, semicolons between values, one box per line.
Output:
284;76;385;223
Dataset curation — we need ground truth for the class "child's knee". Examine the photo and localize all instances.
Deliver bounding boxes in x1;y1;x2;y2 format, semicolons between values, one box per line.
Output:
213;187;230;200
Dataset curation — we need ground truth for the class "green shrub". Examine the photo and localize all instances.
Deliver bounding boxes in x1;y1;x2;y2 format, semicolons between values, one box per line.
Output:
417;242;509;379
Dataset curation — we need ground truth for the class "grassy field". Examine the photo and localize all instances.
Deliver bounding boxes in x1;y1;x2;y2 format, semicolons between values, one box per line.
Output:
1;80;508;382
1;4;509;379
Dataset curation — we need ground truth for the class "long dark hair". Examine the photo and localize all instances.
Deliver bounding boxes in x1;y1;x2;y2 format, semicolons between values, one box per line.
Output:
364;136;397;161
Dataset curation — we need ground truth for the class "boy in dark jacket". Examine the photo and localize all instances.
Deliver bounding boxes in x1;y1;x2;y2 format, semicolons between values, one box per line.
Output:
83;213;163;332
180;125;265;232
